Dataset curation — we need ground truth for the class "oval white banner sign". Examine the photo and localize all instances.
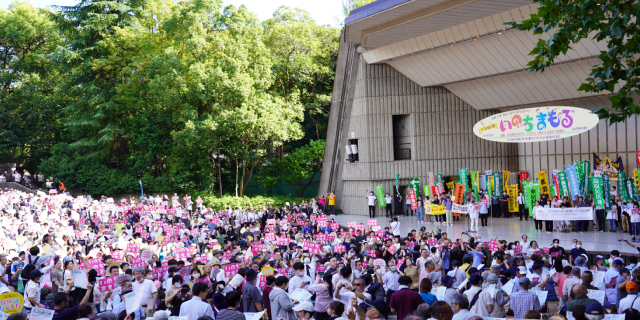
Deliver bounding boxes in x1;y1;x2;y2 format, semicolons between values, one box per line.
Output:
473;106;600;143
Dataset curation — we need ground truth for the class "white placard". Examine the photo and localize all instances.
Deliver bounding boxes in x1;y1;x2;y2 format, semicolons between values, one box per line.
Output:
140;249;153;261
487;284;496;298
476;264;484;271
534;207;594;221
373;259;386;267
592;271;605;288
451;203;470;214
567;311;575;320
456;278;468;291
71;270;88;289
125;290;143;315
587;289;606;305
245;311;266;320
289;288;312;301
435;287;446;301
501;279;515;295
168;317;187;320
604;315;625;320
29;307;55;320
532;290;548;306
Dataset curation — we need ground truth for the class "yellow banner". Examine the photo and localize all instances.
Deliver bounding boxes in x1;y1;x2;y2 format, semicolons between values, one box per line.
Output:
507;185;518;212
488;176;494;194
446;182;454;193
537;171;551;199
424;204;446;215
635;169;639;187
503;171;510;190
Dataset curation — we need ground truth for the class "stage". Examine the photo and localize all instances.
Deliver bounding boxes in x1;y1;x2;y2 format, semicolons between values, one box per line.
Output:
332;214;640;255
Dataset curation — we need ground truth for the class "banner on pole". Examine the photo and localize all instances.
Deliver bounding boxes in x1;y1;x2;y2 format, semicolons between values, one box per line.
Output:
493;171;502;197
375;185;386;208
459;168;469;192
581;161;591;197
454;184;465;205
603;173;612;210
618;171;628;201
565;165;581;197
503;171;510;190
558;171;570;199
592;177;605;207
507;185;518;212
395;174;400;195
409;189;417;210
409;178;420;198
537;171;551;199
593;153;625;181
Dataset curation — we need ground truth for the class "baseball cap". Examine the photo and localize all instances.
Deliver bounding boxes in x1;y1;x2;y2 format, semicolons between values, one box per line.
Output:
364;299;390;317
245;269;258;281
626;281;639;292
292;301;314;312
518;277;531;288
487;274;499;282
585;302;604;315
517;266;527;274
613;259;625;266
469;274;483;284
121;289;133;296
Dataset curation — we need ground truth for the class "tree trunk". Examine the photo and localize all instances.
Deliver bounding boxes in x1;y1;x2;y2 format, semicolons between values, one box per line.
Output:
235;158;239;197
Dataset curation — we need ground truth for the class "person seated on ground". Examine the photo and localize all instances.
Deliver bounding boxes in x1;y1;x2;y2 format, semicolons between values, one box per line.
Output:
567;284;601;312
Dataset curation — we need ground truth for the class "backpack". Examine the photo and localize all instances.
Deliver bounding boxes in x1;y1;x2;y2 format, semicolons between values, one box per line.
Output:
21;256;39;280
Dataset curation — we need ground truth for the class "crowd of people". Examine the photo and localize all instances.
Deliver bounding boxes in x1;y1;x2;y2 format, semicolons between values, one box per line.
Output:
369;187;640;237
0;187;640;320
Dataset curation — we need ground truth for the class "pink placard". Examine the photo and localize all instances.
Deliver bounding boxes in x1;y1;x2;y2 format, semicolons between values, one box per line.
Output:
334;245;346;253
368;219;378;226
514;245;523;255
87;258;105;276
488;240;499;252
127;243;140;254
330;223;339;230
131;257;146;268
224;263;239;278
348;221;356;228
97;276;116;293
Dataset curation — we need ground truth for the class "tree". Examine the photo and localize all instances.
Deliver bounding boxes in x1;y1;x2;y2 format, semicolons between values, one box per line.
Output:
506;0;640;123
263;7;339;147
261;140;324;196
0;2;64;163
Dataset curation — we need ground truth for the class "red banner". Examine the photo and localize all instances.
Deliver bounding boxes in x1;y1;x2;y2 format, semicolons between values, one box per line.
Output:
637;151;640;168
409;189;417;210
519;171;529;181
553;175;561;199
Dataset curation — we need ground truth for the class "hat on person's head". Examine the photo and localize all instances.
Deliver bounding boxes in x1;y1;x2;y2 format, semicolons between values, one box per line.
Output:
467;267;478;275
626;281;639;293
392;217;398;221
613;259;625;266
364;299;390;317
121;289;133;296
595;255;605;262
221;259;230;265
441;275;455;288
211;258;221;266
413;303;430;318
532;264;544;271
585;302;604;315
517;266;528;275
518;277;531;288
292;301;314;312
212;250;222;255
490;265;501;271
168;267;179;273
487;274;499;282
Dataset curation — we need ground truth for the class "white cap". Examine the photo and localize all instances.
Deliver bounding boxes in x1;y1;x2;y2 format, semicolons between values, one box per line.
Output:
292;301;314;312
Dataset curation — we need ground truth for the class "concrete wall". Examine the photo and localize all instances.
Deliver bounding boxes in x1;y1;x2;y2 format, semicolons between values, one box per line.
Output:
329;57;520;216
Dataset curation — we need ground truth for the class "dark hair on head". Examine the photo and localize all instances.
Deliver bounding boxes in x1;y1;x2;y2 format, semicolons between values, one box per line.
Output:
630;256;638;264
237;268;246;277
125;269;133;275
29;247;39;256
430;301;451;319
340;266;352;278
6;313;27;320
225;290;242;306
64;260;73;269
553;258;563;272
398;275;412;286
275;276;289;287
266;275;276;286
172;275;183;284
193;282;208;296
54;292;69;306
623;308;640;320
78;303;94;318
563;266;573;274
323;273;334;297
197;317;215;320
419;278;432;293
570;304;587;320
293;262;305;271
451;260;460;268
110;266;119;273
525;310;541;319
117;310;129;320
463;256;472;264
330;301;345;316
120;262;130;270
611;250;620;256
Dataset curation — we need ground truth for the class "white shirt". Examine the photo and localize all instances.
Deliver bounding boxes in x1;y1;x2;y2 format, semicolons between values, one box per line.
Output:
367;195;377;206
288;275;312;297
447;268;467;288
337;290;371;320
132;279;157;307
390;221;400;236
24;280;40;308
384;196;392;204
382;271;400;291
179;296;214;319
618;294;640;314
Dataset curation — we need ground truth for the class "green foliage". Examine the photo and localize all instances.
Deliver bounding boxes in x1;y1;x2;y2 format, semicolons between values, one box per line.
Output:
261;140;325;196
506;0;640;123
193;192;307;210
0;1;338;196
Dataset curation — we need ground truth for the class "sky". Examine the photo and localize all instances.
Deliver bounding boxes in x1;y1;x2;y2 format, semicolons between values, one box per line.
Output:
2;0;347;26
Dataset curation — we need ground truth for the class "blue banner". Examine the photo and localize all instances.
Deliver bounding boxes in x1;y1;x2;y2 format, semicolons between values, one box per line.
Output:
565;165;581;197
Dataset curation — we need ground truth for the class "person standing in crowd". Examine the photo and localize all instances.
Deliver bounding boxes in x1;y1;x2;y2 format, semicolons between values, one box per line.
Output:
406;192;413;216
394;193;403;216
500;191;509;219
491;192;501;218
365;191;377;218
416;196;425;225
327;192;336;216
468;200;479;232
517;191;526;221
384;193;393;218
510;277;540;319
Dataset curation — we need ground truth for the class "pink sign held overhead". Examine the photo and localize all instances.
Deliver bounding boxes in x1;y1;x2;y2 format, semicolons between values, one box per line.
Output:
126;243;140;255
368;219;378;226
334;245;346;253
514;245;523;255
488;240;499;252
97;276;116;293
224;263;239;278
87;258;105;276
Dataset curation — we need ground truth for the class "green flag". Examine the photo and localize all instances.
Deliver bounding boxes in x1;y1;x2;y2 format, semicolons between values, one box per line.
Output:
618;171;628;201
603;174;612;210
493;171;502;197
592;177;605;207
375;184;386;208
409;178;420;198
558;171;570;199
459;168;469;192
